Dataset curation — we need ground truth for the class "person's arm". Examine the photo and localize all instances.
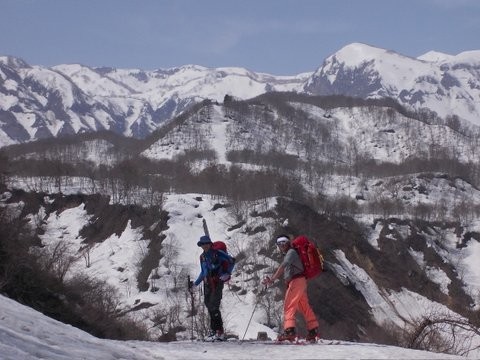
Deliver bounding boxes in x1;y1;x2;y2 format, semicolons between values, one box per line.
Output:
263;263;285;285
194;259;208;286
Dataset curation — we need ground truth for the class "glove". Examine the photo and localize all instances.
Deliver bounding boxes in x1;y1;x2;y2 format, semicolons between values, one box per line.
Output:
262;276;273;286
219;274;231;282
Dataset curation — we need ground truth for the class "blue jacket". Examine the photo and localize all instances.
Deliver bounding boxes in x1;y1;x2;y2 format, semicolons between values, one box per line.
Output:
194;248;234;286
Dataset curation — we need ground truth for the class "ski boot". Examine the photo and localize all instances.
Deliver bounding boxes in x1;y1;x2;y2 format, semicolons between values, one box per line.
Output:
276;327;296;343
305;327;319;343
204;329;226;342
215;329;226;341
204;330;217;342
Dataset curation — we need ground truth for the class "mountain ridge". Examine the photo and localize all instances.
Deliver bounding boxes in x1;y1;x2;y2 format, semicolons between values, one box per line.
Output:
304;43;480;127
1;43;480;146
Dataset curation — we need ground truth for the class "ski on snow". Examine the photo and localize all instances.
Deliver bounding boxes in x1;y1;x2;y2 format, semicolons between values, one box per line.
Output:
233;338;343;345
197;337;345;345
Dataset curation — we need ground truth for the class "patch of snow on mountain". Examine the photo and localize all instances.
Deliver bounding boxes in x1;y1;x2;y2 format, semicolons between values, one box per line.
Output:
417;51;455;63
459;230;480;307
53;64;133;98
207;105;229;164
415;219;480;307
27;66;76;108
448;50;480;66
12;113;37;138
365;221;381;250
425;266;451;294
0;130;16;146
332;249;395;324
0;93;18;110
141;104;229;164
80;220;147;298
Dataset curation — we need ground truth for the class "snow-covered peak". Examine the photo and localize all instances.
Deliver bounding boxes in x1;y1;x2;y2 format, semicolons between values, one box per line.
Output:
53;63;133;97
324;42;428;74
318;43;426;75
0;55;30;69
305;42;436;99
417;50;455;63
327;42;398;67
418;50;480;65
449;50;480;66
52;61;305;103
304;42;480;127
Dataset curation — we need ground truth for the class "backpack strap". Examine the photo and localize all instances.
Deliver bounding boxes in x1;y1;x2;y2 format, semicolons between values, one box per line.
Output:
215;249;235;274
290;247;305;274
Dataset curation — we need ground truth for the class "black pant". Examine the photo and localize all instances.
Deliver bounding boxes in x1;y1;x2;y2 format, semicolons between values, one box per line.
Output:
203;277;224;332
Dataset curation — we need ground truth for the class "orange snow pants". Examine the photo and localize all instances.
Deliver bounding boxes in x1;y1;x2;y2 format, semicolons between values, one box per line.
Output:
284;276;319;330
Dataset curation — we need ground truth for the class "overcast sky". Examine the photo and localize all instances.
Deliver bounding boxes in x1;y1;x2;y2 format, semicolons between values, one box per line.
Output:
1;0;479;75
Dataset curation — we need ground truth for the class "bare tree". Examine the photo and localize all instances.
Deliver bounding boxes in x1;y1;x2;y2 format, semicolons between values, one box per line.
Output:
80;242;95;268
258;287;283;330
0;150;9;185
150;293;185;341
404;311;480;357
37;240;76;282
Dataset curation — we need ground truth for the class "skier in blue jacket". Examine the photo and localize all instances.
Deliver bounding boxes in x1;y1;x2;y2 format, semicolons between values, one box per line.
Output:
192;235;234;341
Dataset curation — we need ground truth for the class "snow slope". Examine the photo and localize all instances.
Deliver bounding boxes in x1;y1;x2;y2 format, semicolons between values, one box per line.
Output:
0;294;463;360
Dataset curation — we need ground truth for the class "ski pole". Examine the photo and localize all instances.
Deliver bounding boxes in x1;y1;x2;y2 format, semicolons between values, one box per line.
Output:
187;275;195;340
241;285;267;341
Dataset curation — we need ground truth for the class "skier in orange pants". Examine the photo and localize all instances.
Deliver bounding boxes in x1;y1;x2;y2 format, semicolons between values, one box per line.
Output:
263;235;319;342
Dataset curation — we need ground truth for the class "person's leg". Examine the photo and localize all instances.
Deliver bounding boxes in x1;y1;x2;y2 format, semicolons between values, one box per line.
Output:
283;278;305;330
278;278;306;341
297;279;319;331
205;280;224;336
295;277;319;341
203;282;215;337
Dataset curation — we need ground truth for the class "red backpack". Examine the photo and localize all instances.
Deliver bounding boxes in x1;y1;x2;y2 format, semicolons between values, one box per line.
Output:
291;235;324;280
212;241;227;253
211;241;235;273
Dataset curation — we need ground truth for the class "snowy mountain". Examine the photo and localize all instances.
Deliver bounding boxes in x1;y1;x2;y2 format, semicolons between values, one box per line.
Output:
0;55;307;145
304;43;480;127
140;99;480;169
9;93;480;178
1;42;480;146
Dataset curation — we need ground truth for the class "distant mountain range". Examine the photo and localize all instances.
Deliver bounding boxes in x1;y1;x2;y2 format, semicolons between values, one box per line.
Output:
304;43;480;126
1;43;479;146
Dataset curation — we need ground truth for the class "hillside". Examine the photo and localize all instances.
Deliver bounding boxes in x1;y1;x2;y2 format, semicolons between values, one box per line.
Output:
2;168;480;356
